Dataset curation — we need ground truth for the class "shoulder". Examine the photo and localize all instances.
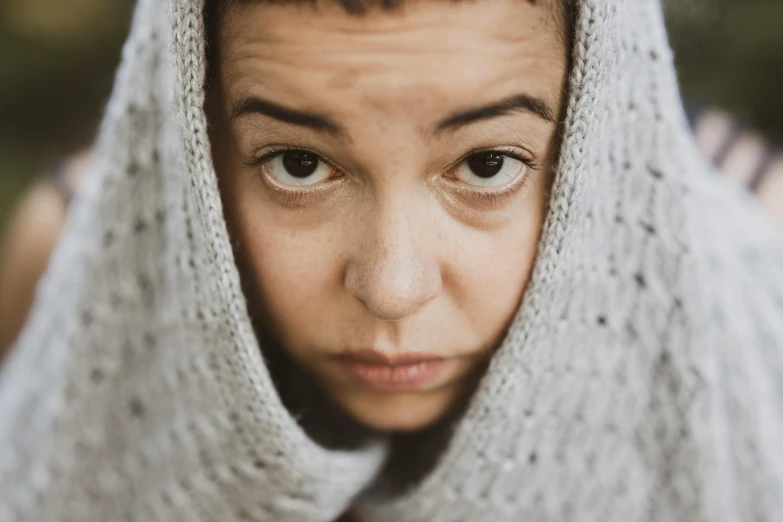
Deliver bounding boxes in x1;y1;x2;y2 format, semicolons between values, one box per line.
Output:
755;157;783;227
0;150;91;355
0;182;67;354
50;149;91;204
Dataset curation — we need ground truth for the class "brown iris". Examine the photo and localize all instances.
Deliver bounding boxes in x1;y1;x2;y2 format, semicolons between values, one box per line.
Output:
467;152;504;178
282;151;319;178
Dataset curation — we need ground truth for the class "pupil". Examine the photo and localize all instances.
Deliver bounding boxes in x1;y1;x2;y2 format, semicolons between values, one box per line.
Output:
468;152;504;178
282;151;319;178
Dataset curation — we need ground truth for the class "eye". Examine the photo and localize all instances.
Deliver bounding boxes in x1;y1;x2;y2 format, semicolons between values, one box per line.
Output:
455;151;528;189
263;150;332;187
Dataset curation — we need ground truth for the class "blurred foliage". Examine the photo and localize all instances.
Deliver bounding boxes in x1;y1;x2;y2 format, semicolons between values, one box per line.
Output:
0;0;134;225
1;0;783;226
664;0;783;139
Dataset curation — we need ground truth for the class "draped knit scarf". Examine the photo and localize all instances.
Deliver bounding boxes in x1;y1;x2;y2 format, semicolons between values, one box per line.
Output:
1;0;783;520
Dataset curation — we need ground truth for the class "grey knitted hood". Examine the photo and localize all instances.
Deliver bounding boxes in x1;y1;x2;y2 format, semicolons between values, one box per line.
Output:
2;0;783;520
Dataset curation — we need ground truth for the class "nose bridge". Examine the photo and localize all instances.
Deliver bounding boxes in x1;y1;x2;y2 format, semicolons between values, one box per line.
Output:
345;185;441;322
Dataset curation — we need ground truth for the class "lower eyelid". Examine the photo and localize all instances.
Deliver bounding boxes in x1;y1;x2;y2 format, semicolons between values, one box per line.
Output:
253;148;534;203
447;165;532;200
258;165;346;203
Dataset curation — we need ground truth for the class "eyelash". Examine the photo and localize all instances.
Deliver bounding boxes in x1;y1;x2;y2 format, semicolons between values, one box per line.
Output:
446;148;539;208
244;145;339;204
244;145;299;168
245;146;540;206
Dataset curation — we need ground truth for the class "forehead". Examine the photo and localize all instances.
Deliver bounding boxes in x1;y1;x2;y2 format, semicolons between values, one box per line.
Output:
218;0;567;125
218;0;566;73
219;0;570;37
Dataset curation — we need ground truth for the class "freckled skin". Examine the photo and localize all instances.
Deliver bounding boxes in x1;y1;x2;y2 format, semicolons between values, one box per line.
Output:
208;0;568;431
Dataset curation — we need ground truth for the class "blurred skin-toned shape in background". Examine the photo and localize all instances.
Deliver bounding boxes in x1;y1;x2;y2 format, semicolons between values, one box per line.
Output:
691;109;783;224
0;152;89;353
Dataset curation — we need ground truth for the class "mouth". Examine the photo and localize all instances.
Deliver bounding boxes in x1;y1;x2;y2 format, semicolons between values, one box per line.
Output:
331;350;450;393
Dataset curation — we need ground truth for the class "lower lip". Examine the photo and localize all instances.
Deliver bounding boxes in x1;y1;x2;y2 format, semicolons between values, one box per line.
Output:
335;359;448;393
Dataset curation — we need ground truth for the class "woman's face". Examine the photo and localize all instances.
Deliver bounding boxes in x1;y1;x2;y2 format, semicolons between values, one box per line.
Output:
209;0;568;431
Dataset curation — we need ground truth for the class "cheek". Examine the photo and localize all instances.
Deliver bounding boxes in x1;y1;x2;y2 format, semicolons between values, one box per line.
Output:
455;229;541;345
227;186;344;344
445;185;548;347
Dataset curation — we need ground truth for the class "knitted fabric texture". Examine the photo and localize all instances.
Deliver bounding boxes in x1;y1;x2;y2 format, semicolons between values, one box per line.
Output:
1;0;783;520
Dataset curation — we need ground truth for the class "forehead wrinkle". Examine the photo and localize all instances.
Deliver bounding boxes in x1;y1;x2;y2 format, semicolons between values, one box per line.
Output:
218;0;568;149
225;39;562;137
212;0;573;72
226;14;562;67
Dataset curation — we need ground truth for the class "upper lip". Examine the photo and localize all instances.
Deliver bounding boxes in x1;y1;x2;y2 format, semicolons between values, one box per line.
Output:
332;350;445;366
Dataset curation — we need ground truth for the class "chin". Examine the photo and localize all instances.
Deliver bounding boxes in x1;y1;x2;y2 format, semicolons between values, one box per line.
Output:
332;386;463;433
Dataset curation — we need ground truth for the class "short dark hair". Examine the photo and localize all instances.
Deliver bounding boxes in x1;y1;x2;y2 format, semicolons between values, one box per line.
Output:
208;0;573;18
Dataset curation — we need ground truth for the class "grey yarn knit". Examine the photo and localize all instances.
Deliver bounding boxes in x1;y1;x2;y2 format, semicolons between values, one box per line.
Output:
1;0;782;520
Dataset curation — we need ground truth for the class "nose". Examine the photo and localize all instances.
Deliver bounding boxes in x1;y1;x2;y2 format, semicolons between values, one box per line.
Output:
344;194;442;322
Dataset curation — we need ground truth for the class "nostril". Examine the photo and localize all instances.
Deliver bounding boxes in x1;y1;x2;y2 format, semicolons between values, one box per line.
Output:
364;292;427;322
344;208;443;321
344;258;442;322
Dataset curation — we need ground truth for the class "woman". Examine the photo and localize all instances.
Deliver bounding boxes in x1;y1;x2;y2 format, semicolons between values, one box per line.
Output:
0;0;782;520
5;38;783;363
3;108;782;359
4;70;783;362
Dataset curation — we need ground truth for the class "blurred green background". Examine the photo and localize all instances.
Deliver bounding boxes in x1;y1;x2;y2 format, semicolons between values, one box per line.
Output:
0;0;134;225
1;0;782;228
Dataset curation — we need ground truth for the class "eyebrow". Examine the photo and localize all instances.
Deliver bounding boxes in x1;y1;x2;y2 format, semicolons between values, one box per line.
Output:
435;94;558;134
230;92;557;138
231;97;344;136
